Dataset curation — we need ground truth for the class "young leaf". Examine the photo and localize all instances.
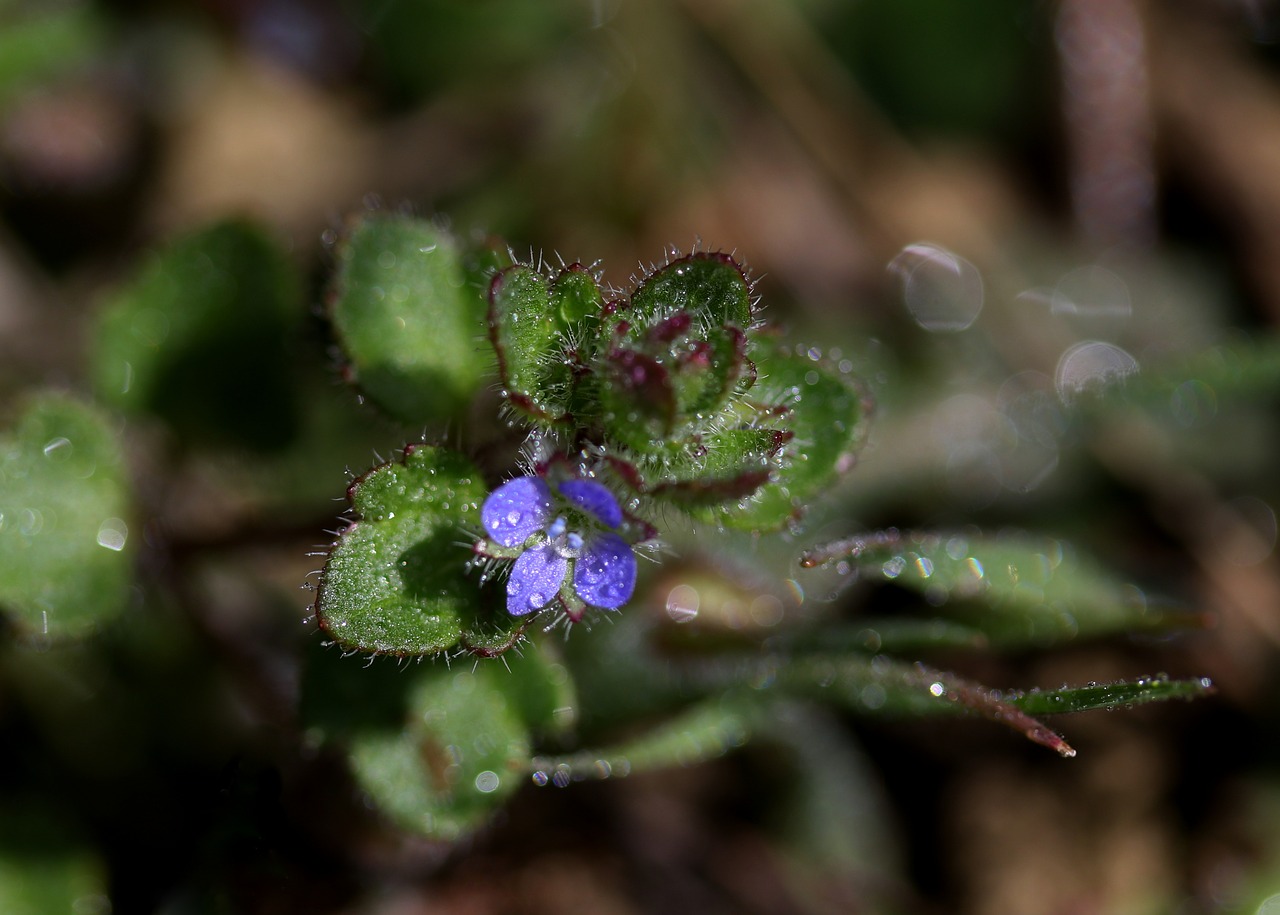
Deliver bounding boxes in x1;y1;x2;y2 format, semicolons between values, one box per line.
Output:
608;428;789;509
329;213;490;425
624;252;754;333
0;394;133;640
315;445;513;656
722;347;871;530
487;265;566;421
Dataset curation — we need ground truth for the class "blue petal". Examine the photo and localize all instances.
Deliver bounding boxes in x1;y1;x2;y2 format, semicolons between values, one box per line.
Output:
573;532;636;609
506;544;568;615
482;476;553;548
558;479;623;528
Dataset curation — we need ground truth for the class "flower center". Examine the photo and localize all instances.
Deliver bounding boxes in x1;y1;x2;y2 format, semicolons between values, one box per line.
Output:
547;516;585;559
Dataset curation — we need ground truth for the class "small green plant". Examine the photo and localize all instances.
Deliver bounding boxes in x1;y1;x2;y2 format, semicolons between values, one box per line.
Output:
293;212;1212;837
1;211;1222;856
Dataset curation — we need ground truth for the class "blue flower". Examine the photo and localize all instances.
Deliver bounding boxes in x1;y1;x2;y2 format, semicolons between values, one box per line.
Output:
481;476;637;616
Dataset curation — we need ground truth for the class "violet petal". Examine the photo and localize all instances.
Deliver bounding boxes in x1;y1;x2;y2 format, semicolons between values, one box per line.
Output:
573;532;636;609
506;544;567;616
482;476;553;548
558;479;623;528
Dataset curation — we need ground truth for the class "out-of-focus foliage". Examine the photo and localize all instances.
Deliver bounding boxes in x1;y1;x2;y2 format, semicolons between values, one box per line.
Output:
0;394;132;639
0;0;1276;912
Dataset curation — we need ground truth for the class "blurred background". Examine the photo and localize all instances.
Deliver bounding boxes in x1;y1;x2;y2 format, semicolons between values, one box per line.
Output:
4;0;1280;912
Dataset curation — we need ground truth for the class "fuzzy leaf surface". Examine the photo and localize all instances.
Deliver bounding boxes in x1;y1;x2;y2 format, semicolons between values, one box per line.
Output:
722;347;870;530
488;265;566;421
316;445;515;656
625;253;753;333
330;214;489;424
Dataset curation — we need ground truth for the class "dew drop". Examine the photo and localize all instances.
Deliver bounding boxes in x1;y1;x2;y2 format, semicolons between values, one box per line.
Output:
96;518;128;552
1055;340;1138;402
1049;265;1132;317
42;437;72;459
889;242;984;332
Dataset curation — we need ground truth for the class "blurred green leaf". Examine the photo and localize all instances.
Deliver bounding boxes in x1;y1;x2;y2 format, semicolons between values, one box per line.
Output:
316;444;518;656
330;213;491;425
528;693;753;784
91;219;302;451
0;3;102;105
1101;335;1280;418
780;619;989;654
0;805;108;915
350;0;582;103
801;530;1183;648
0;393;132;640
341;649;568;841
757;704;898;876
821;0;1045;141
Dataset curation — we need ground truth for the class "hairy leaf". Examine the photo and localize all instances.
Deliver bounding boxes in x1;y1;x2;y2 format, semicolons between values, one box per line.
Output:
316;445;514;656
330;214;490;424
723;347;871;530
625;252;753;333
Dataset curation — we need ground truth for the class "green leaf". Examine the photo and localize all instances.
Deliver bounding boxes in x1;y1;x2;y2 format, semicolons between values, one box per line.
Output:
600;348;677;445
611;428;788;510
626;252;753;333
0;4;103;105
91;219;302;451
0;805;108;915
723;347;871;531
0;394;133;640
487;265;566;421
549;263;603;331
800;530;1187;648
765;654;1077;756
316;445;512;656
528;694;754;784
756;704;898;874
779;619;989;654
1006;674;1215;715
329;214;490;425
341;649;568;840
